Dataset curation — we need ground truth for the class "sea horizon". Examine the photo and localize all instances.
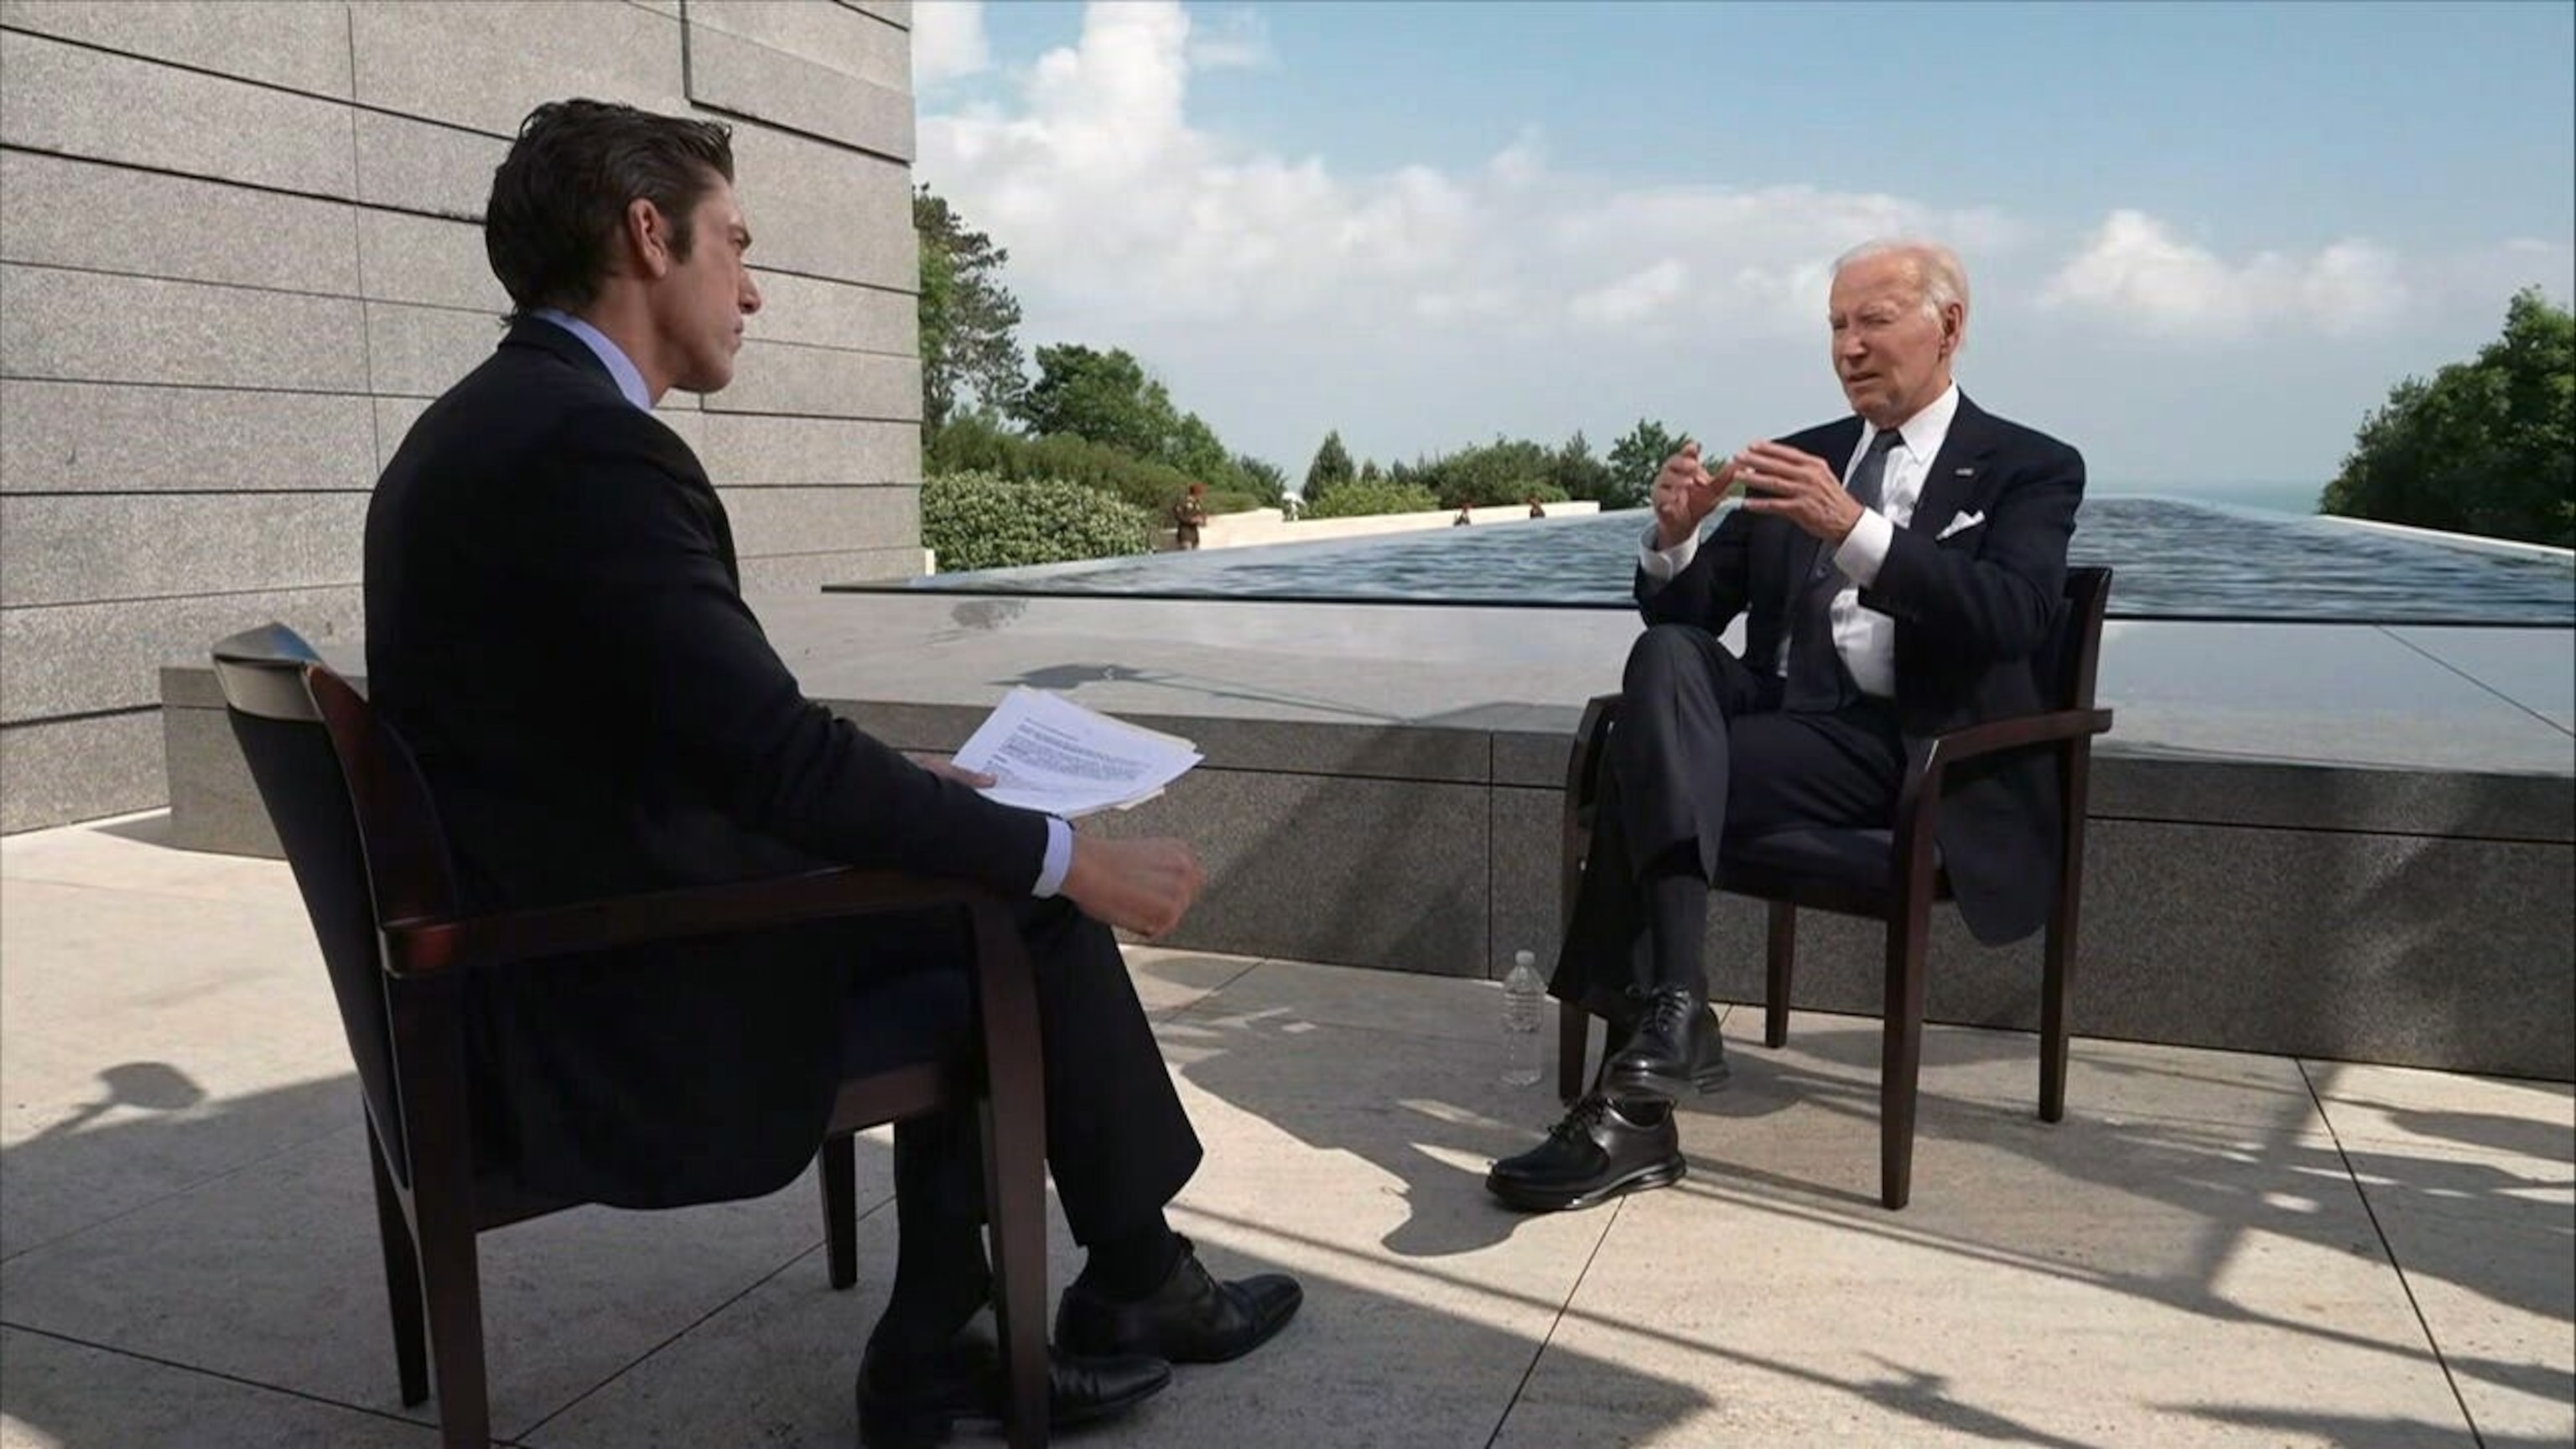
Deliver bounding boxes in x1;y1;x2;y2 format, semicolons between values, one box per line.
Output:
2092;480;2323;515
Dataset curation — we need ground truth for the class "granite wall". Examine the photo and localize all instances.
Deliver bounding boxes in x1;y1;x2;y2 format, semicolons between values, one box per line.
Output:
158;652;2576;1080
0;0;923;831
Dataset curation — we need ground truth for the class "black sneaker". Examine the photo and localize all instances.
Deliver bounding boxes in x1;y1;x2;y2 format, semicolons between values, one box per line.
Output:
1484;1093;1685;1213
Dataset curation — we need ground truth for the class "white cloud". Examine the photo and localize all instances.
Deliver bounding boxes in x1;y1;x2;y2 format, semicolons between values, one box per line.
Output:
1186;7;1274;70
1570;260;1692;328
911;0;2527;484
2041;210;2409;337
1487;129;1545;190
920;2;2014;344
2422;236;2576;316
912;1;992;86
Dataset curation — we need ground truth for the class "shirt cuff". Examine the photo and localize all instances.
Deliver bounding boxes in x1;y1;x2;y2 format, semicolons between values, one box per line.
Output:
1638;521;1700;584
1031;816;1073;898
1832;507;1895;586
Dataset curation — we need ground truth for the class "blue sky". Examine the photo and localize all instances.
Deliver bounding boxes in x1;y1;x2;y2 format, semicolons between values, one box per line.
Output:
910;1;2573;497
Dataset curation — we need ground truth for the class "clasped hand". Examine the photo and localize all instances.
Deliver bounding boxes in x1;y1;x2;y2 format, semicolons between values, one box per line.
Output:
922;756;1203;939
1652;439;1864;548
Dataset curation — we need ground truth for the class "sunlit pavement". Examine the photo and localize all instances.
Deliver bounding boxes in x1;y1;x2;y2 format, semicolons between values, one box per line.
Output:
4;813;2568;1447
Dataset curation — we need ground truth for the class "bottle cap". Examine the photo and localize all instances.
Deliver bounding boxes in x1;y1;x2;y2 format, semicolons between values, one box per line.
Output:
1513;949;1536;968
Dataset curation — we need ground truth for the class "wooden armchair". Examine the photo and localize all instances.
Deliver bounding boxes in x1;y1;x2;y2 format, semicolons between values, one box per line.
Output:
212;625;1051;1447
1555;567;2116;1209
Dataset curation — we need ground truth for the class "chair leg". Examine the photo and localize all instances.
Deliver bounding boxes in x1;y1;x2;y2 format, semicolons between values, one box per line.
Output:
1555;1000;1590;1104
413;1174;490;1447
1764;901;1796;1048
2040;914;2076;1125
390;981;491;1448
820;1133;859;1290
2045;749;2097;1123
1879;905;1931;1211
981;1093;1048;1449
366;1117;429;1407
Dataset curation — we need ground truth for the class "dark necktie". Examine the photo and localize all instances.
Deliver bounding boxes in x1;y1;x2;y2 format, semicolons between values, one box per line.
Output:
1783;428;1901;713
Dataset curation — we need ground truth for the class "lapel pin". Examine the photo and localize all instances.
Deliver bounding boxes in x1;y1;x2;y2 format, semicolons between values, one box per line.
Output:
1955;467;1976;476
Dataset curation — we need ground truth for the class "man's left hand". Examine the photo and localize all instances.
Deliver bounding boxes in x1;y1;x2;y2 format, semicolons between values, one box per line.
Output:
1733;440;1865;543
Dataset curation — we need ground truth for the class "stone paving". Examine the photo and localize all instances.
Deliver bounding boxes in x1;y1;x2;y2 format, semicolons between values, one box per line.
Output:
3;813;2568;1447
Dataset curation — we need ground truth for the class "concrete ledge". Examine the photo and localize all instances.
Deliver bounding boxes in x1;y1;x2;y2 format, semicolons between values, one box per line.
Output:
2315;512;2576;563
1185;501;1603;551
153;595;2576;1078
2;710;164;834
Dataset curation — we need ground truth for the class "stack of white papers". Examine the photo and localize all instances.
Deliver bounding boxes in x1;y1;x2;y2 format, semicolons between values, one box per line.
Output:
950;688;1202;819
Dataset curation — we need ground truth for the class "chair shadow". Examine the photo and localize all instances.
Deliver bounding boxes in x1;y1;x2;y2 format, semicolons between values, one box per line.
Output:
1711;1019;2573;1409
0;1056;1727;1448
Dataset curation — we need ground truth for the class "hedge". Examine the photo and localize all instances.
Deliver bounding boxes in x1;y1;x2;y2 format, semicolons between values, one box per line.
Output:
1299;480;1442;519
922;470;1154;571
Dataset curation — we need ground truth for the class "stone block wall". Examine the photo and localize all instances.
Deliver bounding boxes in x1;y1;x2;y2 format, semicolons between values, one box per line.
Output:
0;0;922;831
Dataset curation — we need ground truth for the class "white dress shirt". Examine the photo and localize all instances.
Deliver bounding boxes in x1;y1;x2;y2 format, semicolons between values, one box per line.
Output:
531;310;1074;898
1639;383;1961;700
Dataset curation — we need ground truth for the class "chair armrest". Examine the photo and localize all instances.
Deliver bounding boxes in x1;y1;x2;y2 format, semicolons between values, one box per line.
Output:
1566;693;1625;805
1888;707;2115;900
381;868;1003;977
1559;692;1627;918
1922;708;2114;771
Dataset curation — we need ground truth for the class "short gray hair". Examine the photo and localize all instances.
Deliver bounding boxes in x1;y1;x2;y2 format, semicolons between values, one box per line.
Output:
1832;238;1971;321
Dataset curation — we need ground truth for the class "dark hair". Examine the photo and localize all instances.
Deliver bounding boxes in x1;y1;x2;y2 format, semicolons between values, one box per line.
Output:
484;99;735;319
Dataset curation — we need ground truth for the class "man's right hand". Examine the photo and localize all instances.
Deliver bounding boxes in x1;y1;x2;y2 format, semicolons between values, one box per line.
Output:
1650;441;1738;550
1061;834;1205;938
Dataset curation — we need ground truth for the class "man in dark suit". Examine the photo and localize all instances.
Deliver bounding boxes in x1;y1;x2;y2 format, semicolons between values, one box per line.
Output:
365;100;1298;1441
1486;240;2084;1212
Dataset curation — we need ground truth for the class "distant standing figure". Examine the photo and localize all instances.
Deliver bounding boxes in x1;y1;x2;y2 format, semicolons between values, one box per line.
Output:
1453;505;1473;527
1172;483;1209;550
1527;497;1547;518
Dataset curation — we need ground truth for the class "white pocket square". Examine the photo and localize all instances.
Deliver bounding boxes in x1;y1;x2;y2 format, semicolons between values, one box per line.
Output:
1935;512;1987;541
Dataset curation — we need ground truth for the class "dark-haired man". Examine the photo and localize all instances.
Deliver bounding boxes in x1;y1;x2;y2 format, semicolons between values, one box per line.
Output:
366;100;1298;1442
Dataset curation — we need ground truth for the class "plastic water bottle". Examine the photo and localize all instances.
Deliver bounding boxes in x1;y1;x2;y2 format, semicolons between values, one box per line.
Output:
1499;949;1545;1087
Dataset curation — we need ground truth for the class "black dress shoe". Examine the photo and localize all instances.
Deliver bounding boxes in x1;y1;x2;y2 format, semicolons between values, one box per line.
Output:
1055;1234;1303;1363
1485;1092;1685;1213
855;1321;1170;1447
1603;985;1729;1099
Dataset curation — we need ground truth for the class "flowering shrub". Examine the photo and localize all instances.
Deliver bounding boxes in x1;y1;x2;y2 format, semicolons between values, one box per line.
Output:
922;470;1155;571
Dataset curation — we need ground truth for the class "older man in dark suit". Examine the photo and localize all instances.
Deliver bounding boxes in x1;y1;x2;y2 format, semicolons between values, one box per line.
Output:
1488;239;2085;1212
365;100;1297;1442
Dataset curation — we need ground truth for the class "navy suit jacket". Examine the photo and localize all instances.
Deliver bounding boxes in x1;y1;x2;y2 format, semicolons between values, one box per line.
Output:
365;319;1047;1207
1635;394;2085;943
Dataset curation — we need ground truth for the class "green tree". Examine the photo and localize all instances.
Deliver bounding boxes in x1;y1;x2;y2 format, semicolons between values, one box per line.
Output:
1230;452;1289;506
1305;429;1356;498
926;412;1276;517
914;187;1026;437
1550;430;1617;504
1301;478;1440;519
1407;437;1558;508
2322;288;2574;547
1014;345;1177;459
1165;411;1232;483
1010;344;1268;502
1605;419;1685;512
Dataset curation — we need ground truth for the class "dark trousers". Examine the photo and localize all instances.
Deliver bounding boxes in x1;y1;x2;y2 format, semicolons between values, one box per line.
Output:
848;896;1202;1254
1552;623;1906;1020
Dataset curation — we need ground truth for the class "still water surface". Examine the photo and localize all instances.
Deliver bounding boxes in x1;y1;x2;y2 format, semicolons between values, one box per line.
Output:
898;498;2574;624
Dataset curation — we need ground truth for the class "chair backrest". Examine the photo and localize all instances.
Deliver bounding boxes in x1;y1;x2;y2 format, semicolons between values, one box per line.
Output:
2046;567;2114;712
213;625;458;1187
